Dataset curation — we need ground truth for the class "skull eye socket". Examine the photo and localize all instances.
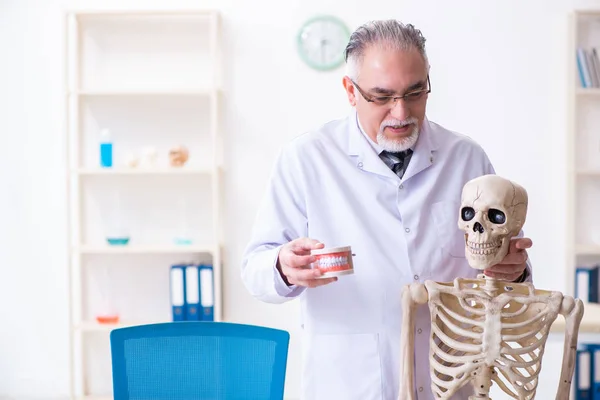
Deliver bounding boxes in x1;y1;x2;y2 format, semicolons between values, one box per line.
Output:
461;207;475;221
488;209;506;224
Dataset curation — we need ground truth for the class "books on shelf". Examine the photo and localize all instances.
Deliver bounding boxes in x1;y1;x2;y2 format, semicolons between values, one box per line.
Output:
577;47;600;89
576;264;600;303
170;263;214;322
575;343;600;399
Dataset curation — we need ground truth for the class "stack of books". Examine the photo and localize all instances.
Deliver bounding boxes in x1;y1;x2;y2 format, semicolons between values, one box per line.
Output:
577;47;600;89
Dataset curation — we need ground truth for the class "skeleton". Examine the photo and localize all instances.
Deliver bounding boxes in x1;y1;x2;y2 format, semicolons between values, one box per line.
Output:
399;175;584;400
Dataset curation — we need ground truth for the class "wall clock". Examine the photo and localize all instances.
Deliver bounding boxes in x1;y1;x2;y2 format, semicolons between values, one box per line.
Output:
296;15;351;71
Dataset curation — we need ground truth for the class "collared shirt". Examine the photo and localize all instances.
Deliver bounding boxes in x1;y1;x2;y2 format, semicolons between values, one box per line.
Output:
356;118;414;179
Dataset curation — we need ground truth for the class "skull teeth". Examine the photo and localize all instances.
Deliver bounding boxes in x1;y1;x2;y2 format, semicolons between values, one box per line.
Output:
467;240;501;255
467;240;500;249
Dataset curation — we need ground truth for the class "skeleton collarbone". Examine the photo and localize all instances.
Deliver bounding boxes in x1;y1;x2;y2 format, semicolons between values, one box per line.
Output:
424;278;562;399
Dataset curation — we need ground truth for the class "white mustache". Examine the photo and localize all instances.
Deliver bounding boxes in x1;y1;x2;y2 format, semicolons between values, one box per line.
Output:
380;117;418;130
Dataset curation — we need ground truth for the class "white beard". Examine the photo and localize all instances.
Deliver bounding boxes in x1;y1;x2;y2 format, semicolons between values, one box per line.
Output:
377;118;420;152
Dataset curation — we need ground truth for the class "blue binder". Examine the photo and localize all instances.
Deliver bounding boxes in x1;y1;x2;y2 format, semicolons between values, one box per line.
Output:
576;345;593;399
185;264;200;321
575;265;599;303
169;264;187;321
199;263;214;321
589;344;600;399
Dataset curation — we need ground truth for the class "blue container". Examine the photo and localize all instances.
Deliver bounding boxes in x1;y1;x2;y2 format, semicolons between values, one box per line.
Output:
100;129;113;168
100;143;113;167
106;236;129;246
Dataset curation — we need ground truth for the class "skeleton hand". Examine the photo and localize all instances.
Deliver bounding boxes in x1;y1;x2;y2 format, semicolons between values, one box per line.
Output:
483;237;532;281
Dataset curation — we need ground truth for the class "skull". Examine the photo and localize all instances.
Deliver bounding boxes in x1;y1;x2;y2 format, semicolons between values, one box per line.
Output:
457;174;528;270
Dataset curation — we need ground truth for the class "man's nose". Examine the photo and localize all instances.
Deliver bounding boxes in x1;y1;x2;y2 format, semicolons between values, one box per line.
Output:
389;99;410;120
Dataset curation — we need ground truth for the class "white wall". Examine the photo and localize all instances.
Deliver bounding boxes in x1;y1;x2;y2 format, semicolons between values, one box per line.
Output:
1;0;599;398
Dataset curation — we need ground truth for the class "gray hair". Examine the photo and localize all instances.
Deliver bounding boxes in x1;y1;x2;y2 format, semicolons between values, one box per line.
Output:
344;20;429;80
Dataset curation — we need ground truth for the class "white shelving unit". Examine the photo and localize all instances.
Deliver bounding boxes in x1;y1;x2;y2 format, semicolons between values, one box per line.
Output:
563;9;600;334
65;9;223;399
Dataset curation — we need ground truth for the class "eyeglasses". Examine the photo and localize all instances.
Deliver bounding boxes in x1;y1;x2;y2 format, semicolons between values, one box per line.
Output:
351;75;431;106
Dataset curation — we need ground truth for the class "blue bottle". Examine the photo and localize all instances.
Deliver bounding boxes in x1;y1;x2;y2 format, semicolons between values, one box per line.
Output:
100;129;113;168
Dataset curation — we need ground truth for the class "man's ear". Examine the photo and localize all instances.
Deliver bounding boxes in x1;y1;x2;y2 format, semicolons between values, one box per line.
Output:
342;76;357;107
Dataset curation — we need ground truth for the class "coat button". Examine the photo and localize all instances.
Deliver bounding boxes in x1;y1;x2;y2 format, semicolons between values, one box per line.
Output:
414;275;419;281
417;328;422;334
357;162;363;169
405;228;410;233
419;387;424;392
399;184;404;189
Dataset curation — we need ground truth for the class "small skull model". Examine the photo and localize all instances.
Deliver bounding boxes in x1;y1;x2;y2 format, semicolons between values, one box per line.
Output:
457;174;528;270
169;145;189;167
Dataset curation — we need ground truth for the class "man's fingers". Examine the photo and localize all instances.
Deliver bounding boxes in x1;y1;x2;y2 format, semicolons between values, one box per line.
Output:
484;270;522;281
290;276;337;288
279;238;337;288
485;263;523;275
284;254;316;269
291;238;325;254
509;237;533;253
283;262;338;288
283;263;322;282
496;251;528;266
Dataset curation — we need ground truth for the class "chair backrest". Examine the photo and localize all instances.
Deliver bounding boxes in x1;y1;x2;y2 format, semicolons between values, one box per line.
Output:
110;321;290;400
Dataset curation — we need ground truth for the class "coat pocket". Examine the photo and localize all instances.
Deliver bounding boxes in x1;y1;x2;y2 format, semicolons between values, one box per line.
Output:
431;200;466;259
310;333;382;400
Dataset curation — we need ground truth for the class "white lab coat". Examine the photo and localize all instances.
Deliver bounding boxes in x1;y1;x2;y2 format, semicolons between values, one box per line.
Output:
241;111;531;400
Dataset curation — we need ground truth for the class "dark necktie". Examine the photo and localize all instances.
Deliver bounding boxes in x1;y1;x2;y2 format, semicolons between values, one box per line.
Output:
381;149;413;179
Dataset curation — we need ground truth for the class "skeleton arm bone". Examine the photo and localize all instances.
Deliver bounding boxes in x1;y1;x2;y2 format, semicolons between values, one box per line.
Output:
555;296;584;400
399;283;429;400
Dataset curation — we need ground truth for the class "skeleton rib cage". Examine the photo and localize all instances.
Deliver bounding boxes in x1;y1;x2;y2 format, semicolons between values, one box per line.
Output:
424;277;563;399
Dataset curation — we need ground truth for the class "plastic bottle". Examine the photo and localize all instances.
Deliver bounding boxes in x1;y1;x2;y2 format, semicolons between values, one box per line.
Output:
100;129;113;168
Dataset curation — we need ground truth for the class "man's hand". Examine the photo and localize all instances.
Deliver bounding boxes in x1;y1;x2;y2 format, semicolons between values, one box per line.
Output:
483;238;532;281
277;238;338;288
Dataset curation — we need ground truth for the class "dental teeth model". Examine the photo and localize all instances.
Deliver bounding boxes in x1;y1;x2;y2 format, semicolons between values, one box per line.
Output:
311;246;355;278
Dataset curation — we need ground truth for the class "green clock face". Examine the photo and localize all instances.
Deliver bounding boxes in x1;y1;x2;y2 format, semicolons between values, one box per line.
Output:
296;15;351;71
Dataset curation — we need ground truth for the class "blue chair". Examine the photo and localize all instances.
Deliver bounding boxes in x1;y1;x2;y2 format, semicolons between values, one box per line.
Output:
110;321;290;400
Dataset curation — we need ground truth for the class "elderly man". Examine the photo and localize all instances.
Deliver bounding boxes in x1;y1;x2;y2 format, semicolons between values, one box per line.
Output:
241;19;532;400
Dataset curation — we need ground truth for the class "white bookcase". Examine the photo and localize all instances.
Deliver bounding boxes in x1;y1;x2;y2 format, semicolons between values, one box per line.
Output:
65;9;223;398
564;9;600;333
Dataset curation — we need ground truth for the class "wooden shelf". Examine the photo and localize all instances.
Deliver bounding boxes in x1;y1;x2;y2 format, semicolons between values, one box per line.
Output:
73;9;218;18
577;88;600;96
76;167;213;176
575;244;600;255
77;244;214;255
66;9;223;398
574;9;600;17
577;169;600;177
75;320;165;332
70;88;219;97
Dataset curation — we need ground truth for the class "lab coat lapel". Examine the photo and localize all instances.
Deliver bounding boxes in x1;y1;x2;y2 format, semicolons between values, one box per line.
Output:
347;112;400;181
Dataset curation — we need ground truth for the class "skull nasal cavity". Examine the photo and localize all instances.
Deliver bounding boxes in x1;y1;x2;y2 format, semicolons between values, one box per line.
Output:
473;222;484;234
